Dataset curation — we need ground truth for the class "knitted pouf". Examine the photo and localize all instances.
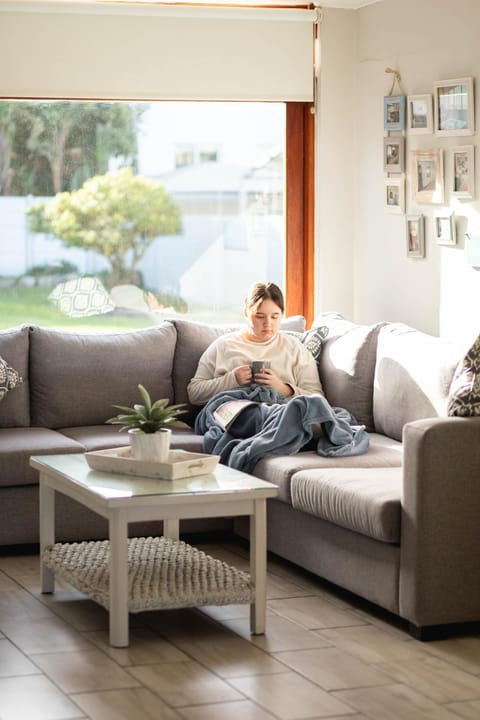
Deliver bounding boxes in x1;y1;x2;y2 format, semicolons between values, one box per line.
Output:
42;536;253;613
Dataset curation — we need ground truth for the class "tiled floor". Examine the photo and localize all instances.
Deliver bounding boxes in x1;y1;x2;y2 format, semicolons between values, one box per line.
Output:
1;542;480;720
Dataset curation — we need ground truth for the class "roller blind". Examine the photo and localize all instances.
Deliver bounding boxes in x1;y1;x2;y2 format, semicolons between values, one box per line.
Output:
0;1;316;101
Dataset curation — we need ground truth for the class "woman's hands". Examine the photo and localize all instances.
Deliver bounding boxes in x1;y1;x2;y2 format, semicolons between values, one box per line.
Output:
235;364;293;397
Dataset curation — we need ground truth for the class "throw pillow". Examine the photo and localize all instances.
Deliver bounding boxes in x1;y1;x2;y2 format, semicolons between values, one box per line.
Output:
447;333;480;416
286;325;329;363
0;356;23;402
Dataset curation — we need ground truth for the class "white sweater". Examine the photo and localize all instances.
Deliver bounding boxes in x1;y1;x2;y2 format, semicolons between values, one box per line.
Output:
187;330;323;406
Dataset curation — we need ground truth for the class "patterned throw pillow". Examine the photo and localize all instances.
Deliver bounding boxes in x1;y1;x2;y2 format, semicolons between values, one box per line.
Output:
286;325;329;363
447;334;480;416
0;356;23;402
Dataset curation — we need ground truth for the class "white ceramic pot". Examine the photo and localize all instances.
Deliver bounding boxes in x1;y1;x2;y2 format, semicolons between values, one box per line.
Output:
128;428;171;463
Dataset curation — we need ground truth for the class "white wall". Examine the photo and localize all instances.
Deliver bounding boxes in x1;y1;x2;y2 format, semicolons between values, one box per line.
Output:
316;0;480;342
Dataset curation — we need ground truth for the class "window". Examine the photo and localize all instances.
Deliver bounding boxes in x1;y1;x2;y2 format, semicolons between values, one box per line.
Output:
0;100;286;330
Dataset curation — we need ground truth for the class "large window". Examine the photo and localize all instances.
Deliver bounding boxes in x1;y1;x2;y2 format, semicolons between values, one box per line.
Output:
0;100;286;330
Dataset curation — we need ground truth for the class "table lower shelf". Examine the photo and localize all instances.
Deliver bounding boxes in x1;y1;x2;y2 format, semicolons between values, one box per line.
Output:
42;536;253;613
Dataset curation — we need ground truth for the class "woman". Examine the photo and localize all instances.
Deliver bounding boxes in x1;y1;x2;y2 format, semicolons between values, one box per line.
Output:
187;281;323;406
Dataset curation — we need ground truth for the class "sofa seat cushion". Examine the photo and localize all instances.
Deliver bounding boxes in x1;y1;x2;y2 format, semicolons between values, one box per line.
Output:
30;323;177;429
0;428;84;488
253;432;402;504
373;324;462;441
0;325;30;428
61;426;204;453
290;466;402;543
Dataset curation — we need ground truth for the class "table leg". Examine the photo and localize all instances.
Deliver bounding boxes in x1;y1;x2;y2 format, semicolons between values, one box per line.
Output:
163;518;180;540
250;498;267;635
109;509;129;647
39;477;55;594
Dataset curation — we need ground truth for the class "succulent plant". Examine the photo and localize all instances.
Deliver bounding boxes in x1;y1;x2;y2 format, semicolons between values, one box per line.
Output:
106;384;189;433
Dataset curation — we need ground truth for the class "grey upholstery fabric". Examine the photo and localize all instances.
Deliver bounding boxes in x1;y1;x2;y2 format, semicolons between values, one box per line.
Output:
0;427;83;488
61;425;203;453
315;315;385;432
0;325;30;428
373;323;462;441
253;433;402;503
291;467;402;543
30;323;177;428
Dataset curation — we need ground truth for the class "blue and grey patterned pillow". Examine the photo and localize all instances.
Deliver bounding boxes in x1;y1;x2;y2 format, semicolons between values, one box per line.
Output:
0;356;23;402
286;325;329;363
447;333;480;416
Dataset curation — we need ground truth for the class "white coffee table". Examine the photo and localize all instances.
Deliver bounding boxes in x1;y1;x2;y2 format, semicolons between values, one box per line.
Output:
30;453;278;647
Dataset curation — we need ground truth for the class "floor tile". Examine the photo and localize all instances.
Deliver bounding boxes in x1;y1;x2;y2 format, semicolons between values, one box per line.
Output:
422;635;480;675
374;654;480;703
129;659;243;706
269;595;368;630
84;626;189;666
317;624;432;663
32;648;141;693
0;637;40;677
446;699;480;719
223;612;331;652
0;615;92;654
0;586;56;621
229;670;354;719
335;683;465;720
0;674;83;720
38;594;110;632
177;699;278;719
71;687;182;719
275;646;394;690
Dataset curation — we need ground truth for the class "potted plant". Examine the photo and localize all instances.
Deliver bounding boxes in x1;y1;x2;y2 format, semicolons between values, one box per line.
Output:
106;384;189;462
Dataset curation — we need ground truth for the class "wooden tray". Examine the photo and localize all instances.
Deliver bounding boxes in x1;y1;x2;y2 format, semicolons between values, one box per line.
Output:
85;446;219;480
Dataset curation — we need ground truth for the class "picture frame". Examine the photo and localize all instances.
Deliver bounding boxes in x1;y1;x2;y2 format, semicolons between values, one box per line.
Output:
411;148;444;204
450;145;475;199
384;136;404;173
407;94;433;134
406;215;425;258
385;177;405;214
384;95;406;131
434;212;456;246
434;77;474;136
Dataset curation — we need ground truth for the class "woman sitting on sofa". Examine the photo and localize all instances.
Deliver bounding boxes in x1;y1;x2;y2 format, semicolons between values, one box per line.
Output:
187;281;323;406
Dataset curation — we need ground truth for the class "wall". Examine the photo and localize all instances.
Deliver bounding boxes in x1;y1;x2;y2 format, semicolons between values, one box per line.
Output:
316;0;480;342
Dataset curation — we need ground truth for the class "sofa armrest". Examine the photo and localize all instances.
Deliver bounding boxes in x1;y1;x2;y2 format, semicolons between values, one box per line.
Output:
399;416;480;630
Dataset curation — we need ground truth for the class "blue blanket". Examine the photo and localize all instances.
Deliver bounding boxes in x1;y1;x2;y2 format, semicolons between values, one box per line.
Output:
194;385;369;473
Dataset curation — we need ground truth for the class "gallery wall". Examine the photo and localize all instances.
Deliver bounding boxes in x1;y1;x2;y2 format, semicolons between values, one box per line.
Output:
316;0;480;342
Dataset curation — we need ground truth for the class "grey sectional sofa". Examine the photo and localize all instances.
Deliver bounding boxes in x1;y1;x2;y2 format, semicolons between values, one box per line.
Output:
1;314;479;639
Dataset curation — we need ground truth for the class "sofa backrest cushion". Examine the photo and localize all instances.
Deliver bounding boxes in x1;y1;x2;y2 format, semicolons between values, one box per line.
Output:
373;323;462;441
315;314;384;432
30;322;177;428
172;316;306;423
0;325;30;428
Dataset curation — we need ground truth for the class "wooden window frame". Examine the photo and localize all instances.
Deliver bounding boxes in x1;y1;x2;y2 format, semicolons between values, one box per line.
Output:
285;101;315;327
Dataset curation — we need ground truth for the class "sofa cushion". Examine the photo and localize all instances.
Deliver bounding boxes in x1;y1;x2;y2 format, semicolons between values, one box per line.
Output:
0;325;30;429
373;324;462;441
290;466;402;543
447;332;480;416
314;314;385;432
0;427;84;488
30;323;177;429
253;432;402;504
60;425;204;453
172;316;306;423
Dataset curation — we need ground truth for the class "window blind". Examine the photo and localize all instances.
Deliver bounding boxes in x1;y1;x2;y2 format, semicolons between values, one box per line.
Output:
0;1;316;101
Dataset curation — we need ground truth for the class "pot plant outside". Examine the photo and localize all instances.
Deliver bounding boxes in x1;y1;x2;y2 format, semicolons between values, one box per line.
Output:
106;384;189;462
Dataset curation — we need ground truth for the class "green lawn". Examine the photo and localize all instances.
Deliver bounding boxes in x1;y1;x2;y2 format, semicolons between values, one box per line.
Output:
0;285;242;331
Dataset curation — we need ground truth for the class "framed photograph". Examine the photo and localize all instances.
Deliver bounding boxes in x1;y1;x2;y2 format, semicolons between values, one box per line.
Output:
407;94;433;134
411;148;444;204
434;212;456;246
451;145;474;199
434;77;474;136
385;177;405;214
406;215;425;258
384;136;404;173
384;95;406;131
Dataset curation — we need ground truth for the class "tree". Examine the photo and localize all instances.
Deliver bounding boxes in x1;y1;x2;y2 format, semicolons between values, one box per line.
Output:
0;101;144;196
28;168;182;286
